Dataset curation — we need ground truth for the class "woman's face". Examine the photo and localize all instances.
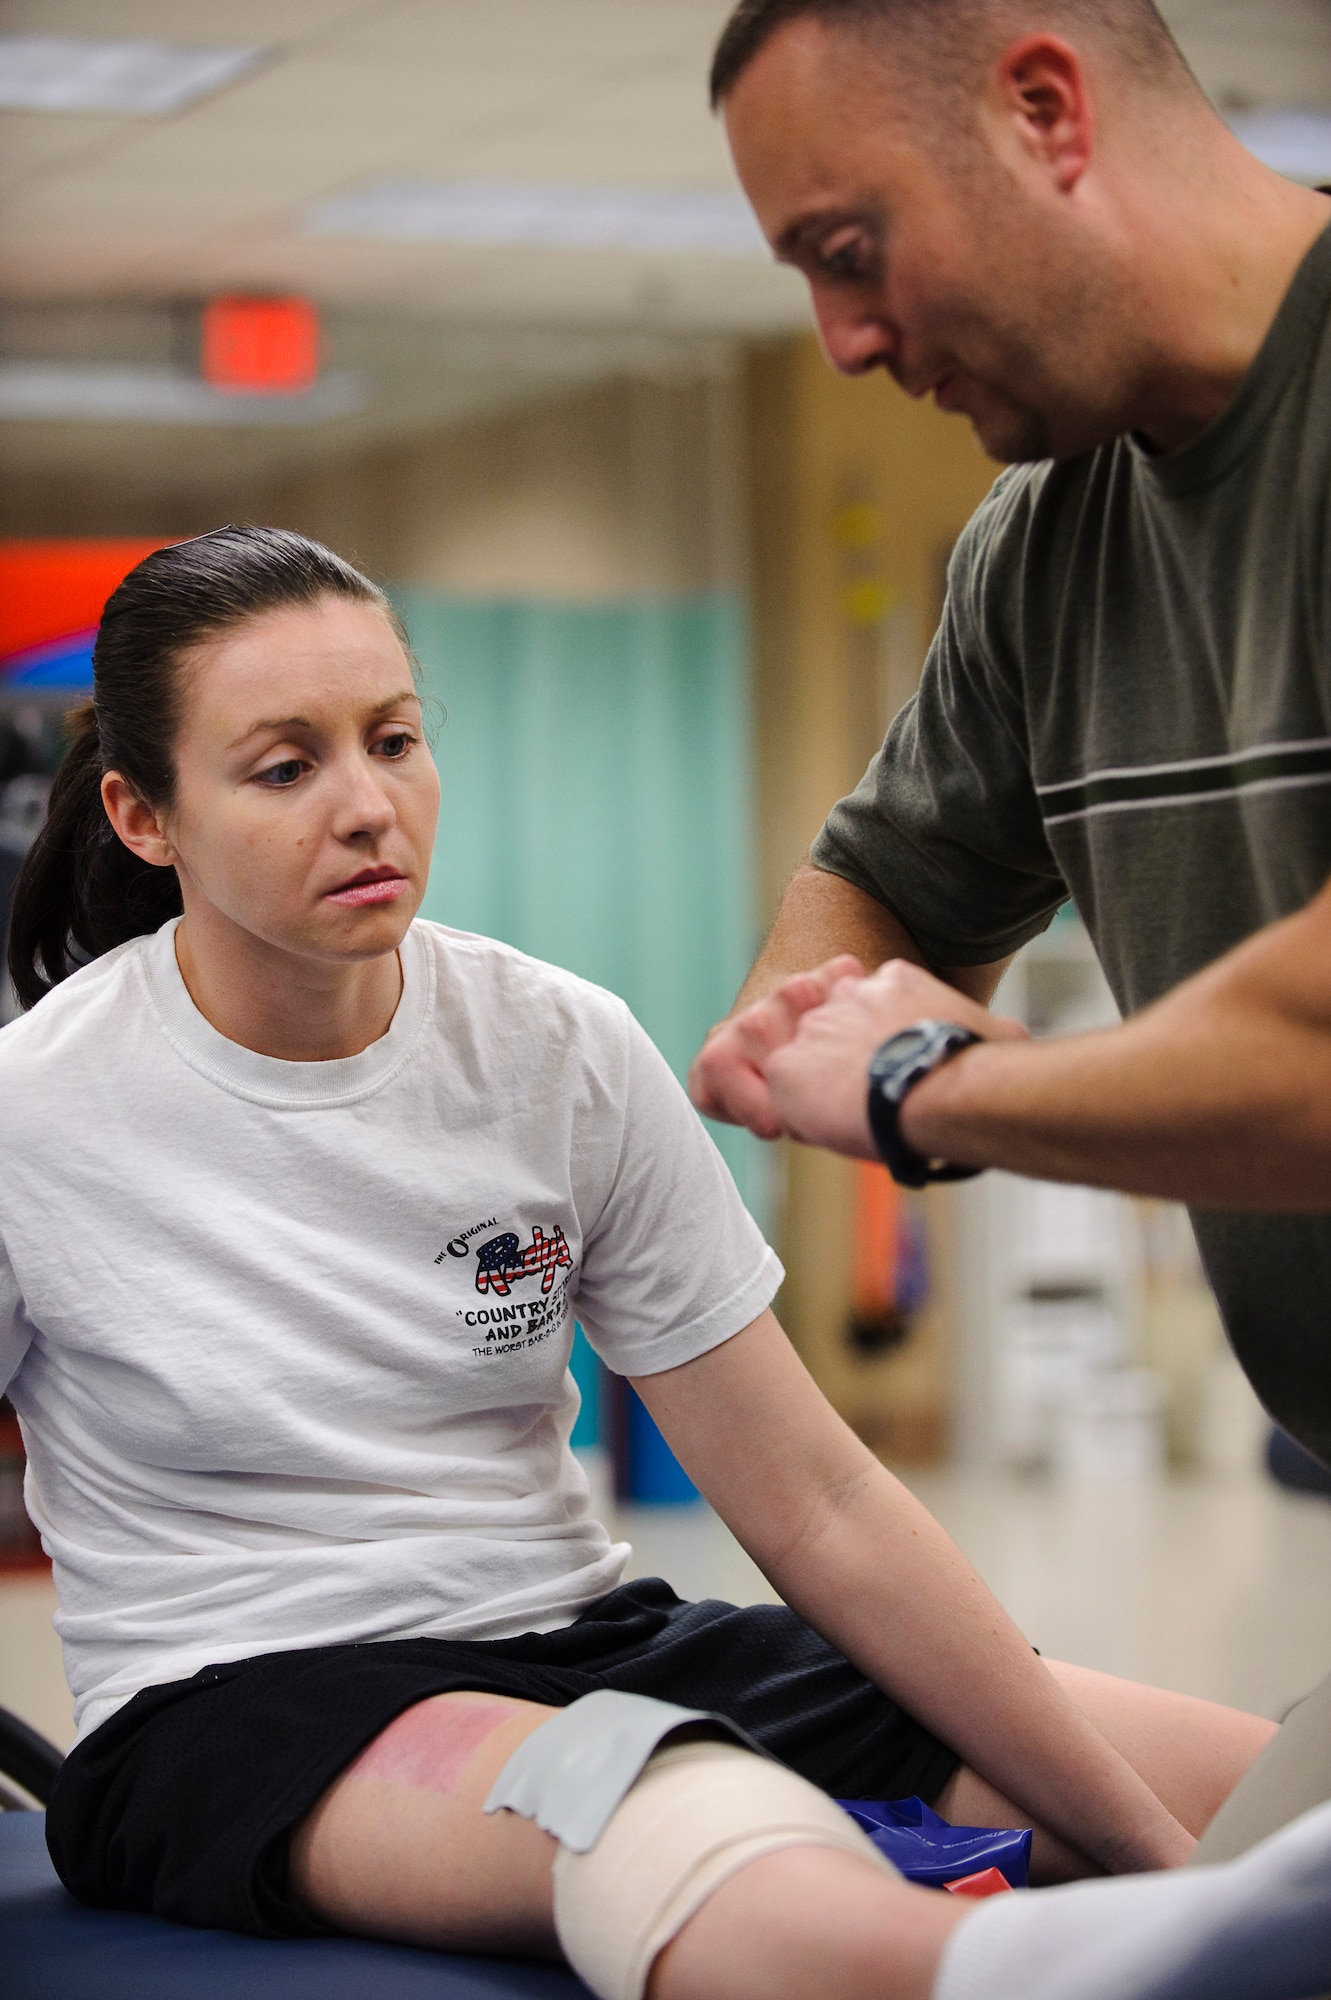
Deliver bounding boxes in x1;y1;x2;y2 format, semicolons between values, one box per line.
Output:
151;596;440;967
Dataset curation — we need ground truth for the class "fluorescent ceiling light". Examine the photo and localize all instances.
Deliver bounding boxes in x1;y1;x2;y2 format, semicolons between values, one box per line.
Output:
306;180;767;257
1230;108;1331;185
0;35;265;115
0;363;365;426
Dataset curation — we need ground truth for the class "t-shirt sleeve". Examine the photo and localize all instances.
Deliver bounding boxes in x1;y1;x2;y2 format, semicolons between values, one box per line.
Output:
573;1011;784;1378
811;475;1069;968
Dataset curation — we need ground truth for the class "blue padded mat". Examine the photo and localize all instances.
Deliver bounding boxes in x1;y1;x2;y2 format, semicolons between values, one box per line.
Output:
0;1811;590;1999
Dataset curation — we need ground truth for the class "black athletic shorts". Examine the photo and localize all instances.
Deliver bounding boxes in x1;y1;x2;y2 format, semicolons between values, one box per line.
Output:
45;1576;960;1939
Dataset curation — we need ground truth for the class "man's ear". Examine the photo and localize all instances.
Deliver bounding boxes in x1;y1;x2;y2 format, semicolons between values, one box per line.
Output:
984;33;1094;194
100;772;178;868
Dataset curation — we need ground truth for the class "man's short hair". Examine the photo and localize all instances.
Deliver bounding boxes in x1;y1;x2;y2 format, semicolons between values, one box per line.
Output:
709;0;1194;110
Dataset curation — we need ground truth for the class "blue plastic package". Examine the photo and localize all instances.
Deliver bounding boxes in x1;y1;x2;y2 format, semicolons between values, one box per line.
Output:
835;1796;1031;1889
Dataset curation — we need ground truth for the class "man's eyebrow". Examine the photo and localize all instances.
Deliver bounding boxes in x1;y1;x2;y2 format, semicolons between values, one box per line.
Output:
775;205;878;263
775;217;822;261
227;690;419;751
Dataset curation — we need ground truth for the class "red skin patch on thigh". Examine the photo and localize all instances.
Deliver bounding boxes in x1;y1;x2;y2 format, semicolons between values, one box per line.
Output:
350;1699;519;1796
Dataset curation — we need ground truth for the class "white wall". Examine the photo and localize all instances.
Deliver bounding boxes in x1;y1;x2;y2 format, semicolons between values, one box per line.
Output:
260;367;745;601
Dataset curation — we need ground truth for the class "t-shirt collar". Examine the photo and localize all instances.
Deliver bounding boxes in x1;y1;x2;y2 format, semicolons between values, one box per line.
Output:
140;917;433;1108
1130;208;1331;497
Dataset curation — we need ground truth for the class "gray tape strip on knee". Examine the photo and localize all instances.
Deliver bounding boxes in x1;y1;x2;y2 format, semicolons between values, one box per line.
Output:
482;1687;757;1852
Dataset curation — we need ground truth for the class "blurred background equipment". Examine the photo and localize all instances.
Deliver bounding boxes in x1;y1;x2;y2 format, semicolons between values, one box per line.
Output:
0;1402;43;1573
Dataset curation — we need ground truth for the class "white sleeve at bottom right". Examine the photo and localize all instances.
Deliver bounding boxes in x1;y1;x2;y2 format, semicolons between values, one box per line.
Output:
934;1799;1331;2000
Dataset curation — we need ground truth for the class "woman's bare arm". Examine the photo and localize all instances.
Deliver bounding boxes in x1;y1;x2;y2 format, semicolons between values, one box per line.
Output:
634;1310;1193;1879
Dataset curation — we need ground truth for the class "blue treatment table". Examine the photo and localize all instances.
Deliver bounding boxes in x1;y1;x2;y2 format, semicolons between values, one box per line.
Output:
0;1811;591;2000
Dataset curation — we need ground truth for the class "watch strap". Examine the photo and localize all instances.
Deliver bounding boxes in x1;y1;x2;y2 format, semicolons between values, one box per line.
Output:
866;1020;983;1188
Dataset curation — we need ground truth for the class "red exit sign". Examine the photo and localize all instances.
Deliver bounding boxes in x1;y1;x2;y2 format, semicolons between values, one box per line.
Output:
201;296;319;394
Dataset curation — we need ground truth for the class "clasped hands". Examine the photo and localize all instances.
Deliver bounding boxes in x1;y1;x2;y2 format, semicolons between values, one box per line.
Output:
688;956;1027;1158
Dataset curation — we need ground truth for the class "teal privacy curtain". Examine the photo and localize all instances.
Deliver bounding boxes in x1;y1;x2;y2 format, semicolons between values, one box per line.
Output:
393;590;770;1445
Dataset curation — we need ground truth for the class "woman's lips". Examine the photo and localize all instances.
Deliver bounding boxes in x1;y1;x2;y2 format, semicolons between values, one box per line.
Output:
325;874;409;907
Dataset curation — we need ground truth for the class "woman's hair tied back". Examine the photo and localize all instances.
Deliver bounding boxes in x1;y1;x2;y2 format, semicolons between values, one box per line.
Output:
7;524;403;1011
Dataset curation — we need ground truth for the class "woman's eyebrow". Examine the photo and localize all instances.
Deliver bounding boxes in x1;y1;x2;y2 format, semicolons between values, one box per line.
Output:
227;691;418;752
228;713;312;749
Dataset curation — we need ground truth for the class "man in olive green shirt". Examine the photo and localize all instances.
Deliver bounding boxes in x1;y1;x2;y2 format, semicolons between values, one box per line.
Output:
693;0;1331;1863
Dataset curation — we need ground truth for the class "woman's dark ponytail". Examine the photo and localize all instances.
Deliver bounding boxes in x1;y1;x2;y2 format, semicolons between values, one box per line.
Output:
7;525;401;1011
8;702;183;1010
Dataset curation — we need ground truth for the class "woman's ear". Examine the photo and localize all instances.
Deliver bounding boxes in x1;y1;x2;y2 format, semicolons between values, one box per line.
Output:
100;772;178;868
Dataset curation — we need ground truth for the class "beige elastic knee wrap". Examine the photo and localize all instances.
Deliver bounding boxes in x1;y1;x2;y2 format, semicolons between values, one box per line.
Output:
552;1739;896;2000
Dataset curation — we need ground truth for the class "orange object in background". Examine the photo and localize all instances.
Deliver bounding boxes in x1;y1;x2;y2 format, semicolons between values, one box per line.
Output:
201;296;319;393
944;1867;1015;1899
847;1159;906;1354
853;1159;902;1319
848;1158;932;1356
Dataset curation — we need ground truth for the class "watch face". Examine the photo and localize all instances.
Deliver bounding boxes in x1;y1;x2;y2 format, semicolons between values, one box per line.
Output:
867;1021;982;1188
870;1026;931;1078
870;1020;966;1094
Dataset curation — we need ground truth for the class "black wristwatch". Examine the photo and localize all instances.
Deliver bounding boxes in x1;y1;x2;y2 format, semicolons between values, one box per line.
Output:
866;1021;984;1188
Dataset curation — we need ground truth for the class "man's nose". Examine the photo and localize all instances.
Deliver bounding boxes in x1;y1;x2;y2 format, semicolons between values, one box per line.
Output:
812;291;894;377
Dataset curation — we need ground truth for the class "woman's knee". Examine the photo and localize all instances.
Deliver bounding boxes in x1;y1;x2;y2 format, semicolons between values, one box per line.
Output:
1043;1660;1277;1834
931;1763;1094;1885
652;1846;963;2000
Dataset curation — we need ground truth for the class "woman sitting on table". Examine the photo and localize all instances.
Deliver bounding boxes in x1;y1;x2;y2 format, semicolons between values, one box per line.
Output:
0;528;1268;2000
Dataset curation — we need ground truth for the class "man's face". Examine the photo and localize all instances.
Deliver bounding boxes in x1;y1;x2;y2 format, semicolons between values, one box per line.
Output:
723;18;1123;462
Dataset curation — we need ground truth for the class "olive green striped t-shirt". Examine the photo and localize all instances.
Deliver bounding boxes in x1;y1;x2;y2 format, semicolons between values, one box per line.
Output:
813;211;1331;1461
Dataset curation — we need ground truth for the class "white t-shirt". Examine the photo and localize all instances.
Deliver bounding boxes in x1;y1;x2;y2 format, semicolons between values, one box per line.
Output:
0;920;781;1739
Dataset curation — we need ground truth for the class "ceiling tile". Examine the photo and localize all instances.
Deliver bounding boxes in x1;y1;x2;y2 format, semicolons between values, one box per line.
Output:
0;1;361;40
0;109;123;188
160;48;575;139
1;0;1325;345
449;119;739;188
1164;0;1331;102
328;0;730;78
16;59;582;192
567;71;719;123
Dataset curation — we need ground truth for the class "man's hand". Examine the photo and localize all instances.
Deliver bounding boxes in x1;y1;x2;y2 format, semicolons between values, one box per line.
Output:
688;955;867;1133
760;958;1026;1155
699;867;1331;1205
690;865;1014;1129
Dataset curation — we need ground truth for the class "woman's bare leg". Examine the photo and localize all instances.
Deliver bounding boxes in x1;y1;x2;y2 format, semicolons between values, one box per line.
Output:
289;1691;562;1956
289;1689;967;1999
652;1846;965;2000
289;1663;1271;1984
934;1661;1277;1882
